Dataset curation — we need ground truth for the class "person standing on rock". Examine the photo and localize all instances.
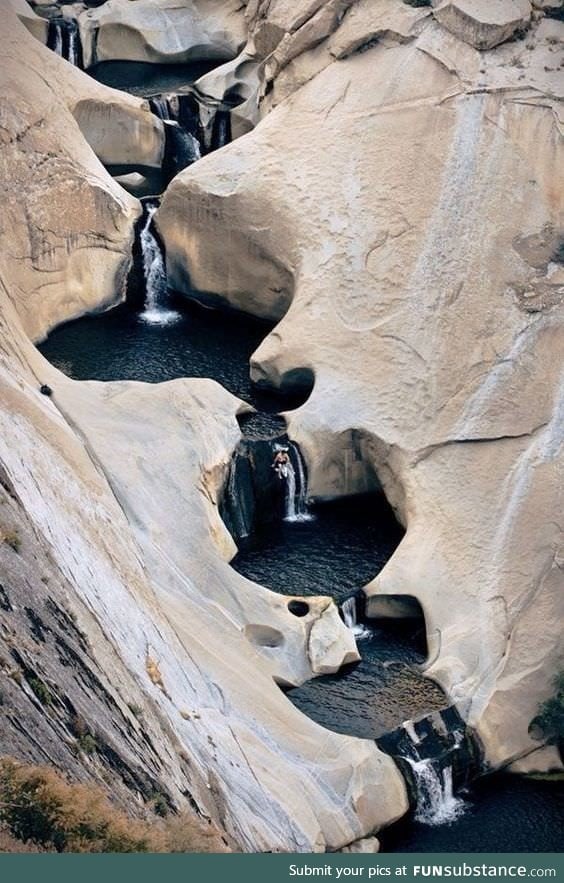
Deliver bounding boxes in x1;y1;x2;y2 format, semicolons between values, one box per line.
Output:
273;448;290;479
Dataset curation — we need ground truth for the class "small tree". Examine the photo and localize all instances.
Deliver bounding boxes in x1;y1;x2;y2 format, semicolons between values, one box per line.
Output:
531;672;564;745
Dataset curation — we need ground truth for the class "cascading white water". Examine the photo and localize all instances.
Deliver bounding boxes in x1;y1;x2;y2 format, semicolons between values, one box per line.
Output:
67;23;79;67
165;122;201;172
139;204;179;326
341;596;371;640
52;22;63;56
151;97;172;121
283;444;313;523
48;20;81;67
406;758;465;826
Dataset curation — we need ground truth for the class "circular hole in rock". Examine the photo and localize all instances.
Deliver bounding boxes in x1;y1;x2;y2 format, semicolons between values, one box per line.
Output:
287;600;310;618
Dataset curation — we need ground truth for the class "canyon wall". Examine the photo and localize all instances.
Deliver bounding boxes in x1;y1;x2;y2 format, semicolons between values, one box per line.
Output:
158;0;564;770
0;3;408;852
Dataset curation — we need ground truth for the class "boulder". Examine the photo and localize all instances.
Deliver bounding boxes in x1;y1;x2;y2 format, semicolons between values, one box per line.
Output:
308;603;360;674
79;0;247;67
329;0;432;59
7;0;165;170
72;97;164;167
341;836;380;854
112;170;156;196
432;0;533;50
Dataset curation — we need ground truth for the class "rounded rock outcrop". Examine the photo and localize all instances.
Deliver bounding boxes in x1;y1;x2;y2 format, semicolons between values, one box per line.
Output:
79;0;248;67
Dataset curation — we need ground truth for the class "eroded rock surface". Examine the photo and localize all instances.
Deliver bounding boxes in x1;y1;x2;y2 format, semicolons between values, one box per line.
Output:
78;0;248;67
1;0;409;852
157;3;564;770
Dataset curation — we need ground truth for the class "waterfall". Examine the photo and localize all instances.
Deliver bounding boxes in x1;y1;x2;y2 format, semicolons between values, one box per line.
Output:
50;20;63;56
283;443;313;523
210;109;232;152
67;21;79;67
405;758;465;826
378;708;473;828
150;96;203;182
139;203;179;326
341;595;371;640
149;96;173;121
163;121;201;179
47;19;82;67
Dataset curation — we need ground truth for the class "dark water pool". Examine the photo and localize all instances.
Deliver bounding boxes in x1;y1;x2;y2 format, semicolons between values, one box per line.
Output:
383;774;564;852
88;60;219;96
233;492;446;740
38;294;299;419
231;494;404;604
288;624;446;740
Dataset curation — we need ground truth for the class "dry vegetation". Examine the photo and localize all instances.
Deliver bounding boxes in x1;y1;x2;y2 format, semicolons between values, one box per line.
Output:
0;758;229;853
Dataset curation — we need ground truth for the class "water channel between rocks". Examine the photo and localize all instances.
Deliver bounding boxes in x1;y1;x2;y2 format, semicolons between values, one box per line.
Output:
36;54;564;854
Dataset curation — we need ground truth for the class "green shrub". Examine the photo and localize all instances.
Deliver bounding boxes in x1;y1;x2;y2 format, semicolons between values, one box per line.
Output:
27;677;53;707
76;734;97;756
152;793;169;818
532;672;564;744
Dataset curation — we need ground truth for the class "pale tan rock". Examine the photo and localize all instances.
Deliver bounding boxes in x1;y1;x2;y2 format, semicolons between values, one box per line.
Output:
46;376;360;688
508;745;563;774
341;835;380;854
193;52;262;138
433;0;533;50
330;0;432;59
308;603;360;674
72;98;164;167
79;0;247;67
10;0;47;43
0;320;408;850
112;171;154;196
7;0;165;169
4;0;563;851
158;23;564;773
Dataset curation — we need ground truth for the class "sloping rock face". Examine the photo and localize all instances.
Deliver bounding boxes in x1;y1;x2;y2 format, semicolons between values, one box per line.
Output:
158;4;564;769
79;0;248;67
0;2;408;852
